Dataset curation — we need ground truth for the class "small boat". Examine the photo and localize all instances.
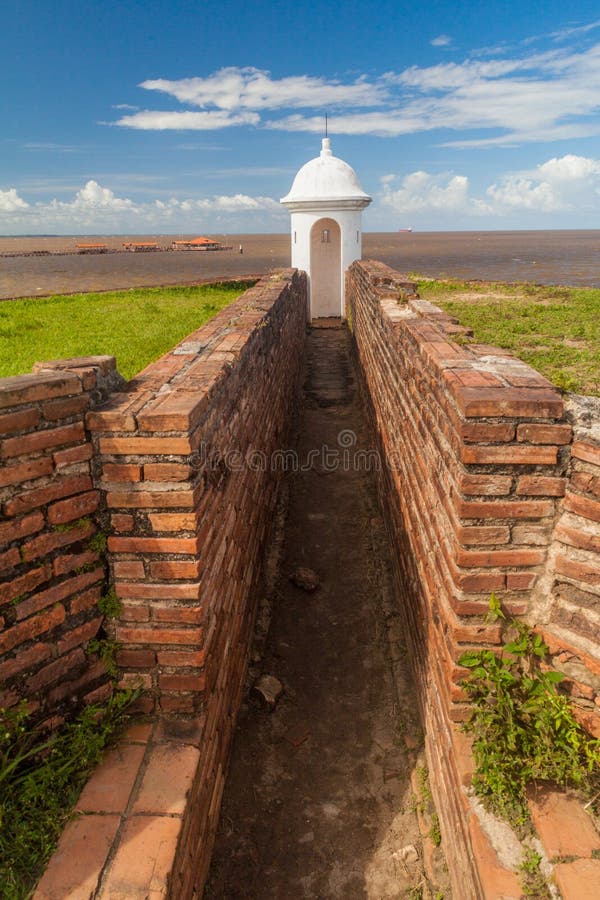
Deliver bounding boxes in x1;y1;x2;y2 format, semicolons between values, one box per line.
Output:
398;227;413;233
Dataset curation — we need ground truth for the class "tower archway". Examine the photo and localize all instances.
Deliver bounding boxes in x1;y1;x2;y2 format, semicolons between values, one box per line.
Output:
309;217;341;318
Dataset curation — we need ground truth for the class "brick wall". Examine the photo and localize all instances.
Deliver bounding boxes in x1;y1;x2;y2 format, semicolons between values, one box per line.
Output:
537;397;600;738
0;357;122;727
87;270;306;894
346;259;600;899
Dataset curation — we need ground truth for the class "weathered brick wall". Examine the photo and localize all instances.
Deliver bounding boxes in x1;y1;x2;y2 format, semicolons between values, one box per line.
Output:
346;259;599;899
0;357;121;727
536;399;600;738
87;270;306;894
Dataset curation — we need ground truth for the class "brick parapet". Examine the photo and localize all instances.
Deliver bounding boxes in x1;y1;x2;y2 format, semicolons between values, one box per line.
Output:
346;258;599;899
89;270;306;727
0;356;122;726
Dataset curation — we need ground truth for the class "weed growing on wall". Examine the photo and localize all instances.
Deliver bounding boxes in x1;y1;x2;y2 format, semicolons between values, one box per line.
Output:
0;689;138;899
459;596;600;827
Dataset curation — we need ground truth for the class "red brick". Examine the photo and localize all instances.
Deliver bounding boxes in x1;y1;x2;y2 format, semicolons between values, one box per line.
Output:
0;603;65;653
156;648;206;667
111;513;134;532
0;406;40;435
564;492;600;523
47;489;99;524
4;474;92;516
517;422;572;444
507;572;537;590
516;476;566;496
147;512;196;531
144;462;192;481
116;582;201;601
512;524;552;546
53;549;99;577
0;510;44;548
15;568;103;619
457;474;513;496
461;444;558;465
120;603;150;621
151;604;205;623
53;443;93;468
115;625;203;646
553;859;600;900
455;548;544;567
457;499;554;519
108;536;199;554
0;642;52;682
21;518;95;562
0;563;52;605
0;456;53;488
98;436;192;455
1;422;85;459
455;525;511;545
27;648;85;692
70;584;103;614
106;490;196;509
0;372;81;410
114;560;145;579
102;463;142;482
555;554;600;586
572;440;600;466
159;694;195;713
460;422;515;443
455;386;563;419
555;522;600;554
116;648;156;667
159;673;206;692
527;785;600;858
454;572;506;592
57;617;103;655
571;471;600;498
0;547;20;573
42;394;88;421
148;560;202;580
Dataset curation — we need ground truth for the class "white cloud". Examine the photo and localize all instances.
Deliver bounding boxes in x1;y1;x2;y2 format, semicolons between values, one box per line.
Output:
139;67;385;111
378;153;600;222
114;109;260;130
0;188;29;212
430;35;452;47
0;180;286;234
380;170;487;217
109;38;600;145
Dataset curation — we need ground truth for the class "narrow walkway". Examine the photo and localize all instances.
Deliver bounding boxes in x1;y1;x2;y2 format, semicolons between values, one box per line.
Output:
206;322;428;899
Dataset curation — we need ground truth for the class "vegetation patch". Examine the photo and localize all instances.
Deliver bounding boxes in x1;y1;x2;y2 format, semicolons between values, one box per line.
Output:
0;280;253;380
414;276;600;395
459;596;600;829
0;690;138;899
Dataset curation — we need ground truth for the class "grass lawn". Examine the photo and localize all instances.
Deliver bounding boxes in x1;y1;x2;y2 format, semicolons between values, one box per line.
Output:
0;281;252;381
414;277;600;396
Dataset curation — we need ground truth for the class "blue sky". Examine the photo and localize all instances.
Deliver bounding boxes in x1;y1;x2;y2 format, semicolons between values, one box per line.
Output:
3;0;600;233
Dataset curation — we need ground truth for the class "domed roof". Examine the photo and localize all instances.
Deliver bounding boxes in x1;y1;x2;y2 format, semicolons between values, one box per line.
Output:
281;138;371;209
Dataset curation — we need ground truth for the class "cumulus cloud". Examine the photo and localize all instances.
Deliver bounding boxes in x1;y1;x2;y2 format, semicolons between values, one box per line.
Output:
378;153;600;222
0;180;286;234
0;188;28;212
380;170;488;217
108;34;600;146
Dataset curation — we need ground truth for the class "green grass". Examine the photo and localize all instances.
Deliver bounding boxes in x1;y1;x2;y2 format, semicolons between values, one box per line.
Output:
413;277;600;396
0;281;252;380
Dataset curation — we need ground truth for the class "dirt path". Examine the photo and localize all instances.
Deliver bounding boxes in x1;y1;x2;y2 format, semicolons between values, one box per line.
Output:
205;322;442;899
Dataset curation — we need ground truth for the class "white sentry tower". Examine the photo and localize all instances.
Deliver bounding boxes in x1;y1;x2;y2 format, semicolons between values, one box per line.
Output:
280;137;371;320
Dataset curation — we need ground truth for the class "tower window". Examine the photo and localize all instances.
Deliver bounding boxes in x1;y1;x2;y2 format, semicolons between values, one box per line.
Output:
294;231;297;243
321;228;330;243
356;230;360;242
